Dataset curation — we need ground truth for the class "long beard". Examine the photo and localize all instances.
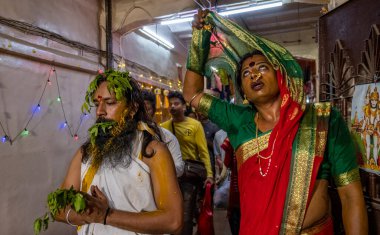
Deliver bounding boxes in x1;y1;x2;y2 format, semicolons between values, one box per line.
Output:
81;116;137;168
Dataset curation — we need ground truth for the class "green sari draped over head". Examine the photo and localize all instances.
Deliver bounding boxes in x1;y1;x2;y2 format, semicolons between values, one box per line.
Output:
187;11;304;106
186;12;358;234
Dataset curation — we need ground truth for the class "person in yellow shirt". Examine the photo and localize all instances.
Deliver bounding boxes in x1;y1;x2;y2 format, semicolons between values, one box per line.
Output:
161;91;213;235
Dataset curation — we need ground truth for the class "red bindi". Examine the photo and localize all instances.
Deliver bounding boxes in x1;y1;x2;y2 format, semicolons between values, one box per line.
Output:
97;95;103;100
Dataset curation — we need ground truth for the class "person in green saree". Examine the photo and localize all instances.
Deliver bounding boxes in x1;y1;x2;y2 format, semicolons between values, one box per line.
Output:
183;10;368;235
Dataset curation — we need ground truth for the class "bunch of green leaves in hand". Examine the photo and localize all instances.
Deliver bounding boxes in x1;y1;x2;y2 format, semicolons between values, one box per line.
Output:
34;187;86;235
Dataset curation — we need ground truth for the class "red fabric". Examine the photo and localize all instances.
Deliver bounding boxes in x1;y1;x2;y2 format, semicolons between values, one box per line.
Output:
315;217;334;235
238;70;304;235
221;138;240;216
314;217;334;235
301;216;334;235
197;183;215;235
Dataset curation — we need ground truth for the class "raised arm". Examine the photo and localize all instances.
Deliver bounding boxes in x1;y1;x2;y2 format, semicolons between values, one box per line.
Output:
183;9;211;109
183;70;205;109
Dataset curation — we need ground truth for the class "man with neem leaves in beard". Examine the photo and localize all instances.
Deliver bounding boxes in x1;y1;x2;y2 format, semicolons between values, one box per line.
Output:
55;70;183;235
161;91;213;235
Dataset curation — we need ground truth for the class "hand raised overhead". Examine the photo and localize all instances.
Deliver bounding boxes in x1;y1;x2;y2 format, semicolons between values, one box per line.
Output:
192;9;210;29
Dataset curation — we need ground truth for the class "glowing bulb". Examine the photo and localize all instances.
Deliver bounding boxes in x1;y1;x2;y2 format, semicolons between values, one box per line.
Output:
74;134;79;140
21;129;29;136
1;135;7;143
60;122;68;129
37;104;41;111
47;79;52;85
57;97;61;102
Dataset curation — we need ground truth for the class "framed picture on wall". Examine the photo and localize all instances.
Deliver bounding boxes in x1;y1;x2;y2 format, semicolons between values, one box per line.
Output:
351;83;380;173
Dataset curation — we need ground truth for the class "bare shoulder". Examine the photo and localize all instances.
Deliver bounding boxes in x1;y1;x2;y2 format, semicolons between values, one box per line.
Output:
145;140;171;160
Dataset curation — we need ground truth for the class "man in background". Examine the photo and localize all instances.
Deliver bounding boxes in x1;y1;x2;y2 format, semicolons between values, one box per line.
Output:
161;91;213;235
142;90;184;177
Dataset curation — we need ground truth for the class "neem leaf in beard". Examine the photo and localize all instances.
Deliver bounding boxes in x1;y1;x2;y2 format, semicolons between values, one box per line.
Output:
88;121;116;146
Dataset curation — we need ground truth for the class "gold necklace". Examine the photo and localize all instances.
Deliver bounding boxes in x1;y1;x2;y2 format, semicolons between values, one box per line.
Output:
255;113;278;177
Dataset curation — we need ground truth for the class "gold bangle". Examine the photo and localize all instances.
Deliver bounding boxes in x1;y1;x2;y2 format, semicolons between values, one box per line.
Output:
189;92;202;107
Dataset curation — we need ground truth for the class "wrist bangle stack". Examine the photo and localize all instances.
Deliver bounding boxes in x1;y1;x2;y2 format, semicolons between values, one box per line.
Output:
65;208;76;227
103;207;111;225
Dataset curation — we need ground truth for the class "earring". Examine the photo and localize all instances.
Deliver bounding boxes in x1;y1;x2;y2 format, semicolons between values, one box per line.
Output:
243;95;249;104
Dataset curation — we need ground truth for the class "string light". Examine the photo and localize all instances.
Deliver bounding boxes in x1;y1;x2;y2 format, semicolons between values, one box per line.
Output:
0;66;89;145
1;64;179;145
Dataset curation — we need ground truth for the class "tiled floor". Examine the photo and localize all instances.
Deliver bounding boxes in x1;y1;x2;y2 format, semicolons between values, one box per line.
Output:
213;209;232;235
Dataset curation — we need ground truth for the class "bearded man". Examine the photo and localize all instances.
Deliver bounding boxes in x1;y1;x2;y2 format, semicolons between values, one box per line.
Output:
56;70;183;235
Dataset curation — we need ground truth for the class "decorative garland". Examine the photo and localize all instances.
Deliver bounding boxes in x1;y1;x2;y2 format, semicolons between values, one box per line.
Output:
81;70;133;113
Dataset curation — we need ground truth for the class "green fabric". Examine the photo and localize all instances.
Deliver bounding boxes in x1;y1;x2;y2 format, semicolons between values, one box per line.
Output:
188;12;304;104
206;95;358;180
186;28;212;76
319;107;358;183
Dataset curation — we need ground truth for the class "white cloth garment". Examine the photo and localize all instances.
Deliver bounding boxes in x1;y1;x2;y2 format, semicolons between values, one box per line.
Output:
159;127;184;177
213;129;228;161
78;131;168;235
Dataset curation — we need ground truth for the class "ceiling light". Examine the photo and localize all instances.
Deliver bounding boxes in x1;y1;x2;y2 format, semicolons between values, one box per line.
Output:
160;1;283;25
220;1;283;16
139;27;175;49
161;17;193;25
